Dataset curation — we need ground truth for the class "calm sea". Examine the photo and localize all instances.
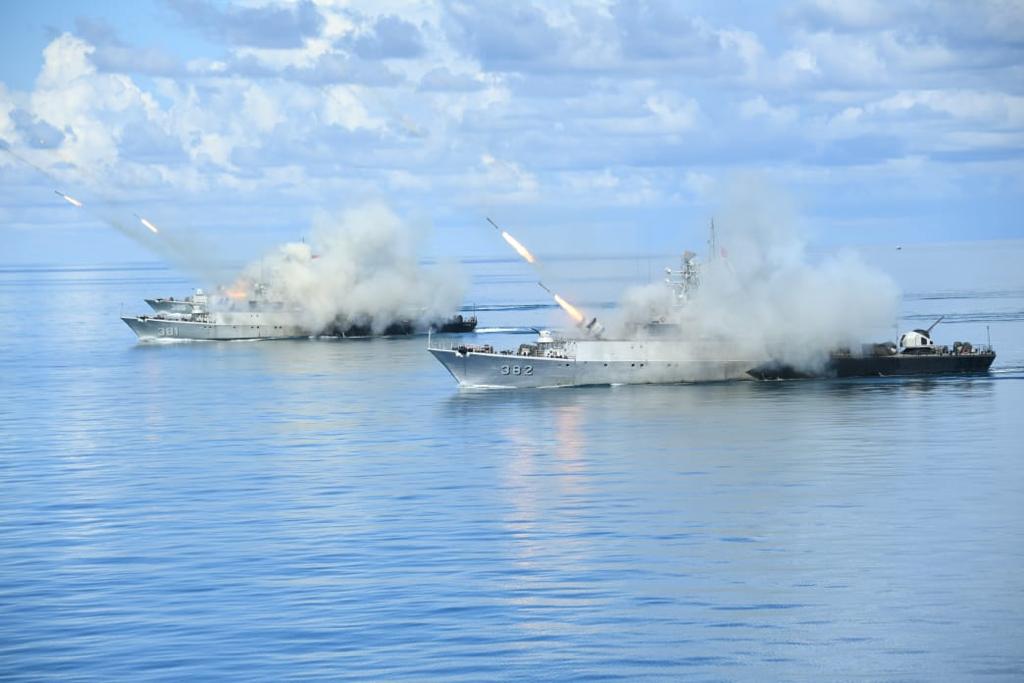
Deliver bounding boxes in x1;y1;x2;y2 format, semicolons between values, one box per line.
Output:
1;241;1023;681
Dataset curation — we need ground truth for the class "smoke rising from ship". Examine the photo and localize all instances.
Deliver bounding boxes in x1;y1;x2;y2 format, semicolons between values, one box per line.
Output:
230;202;465;334
616;177;901;371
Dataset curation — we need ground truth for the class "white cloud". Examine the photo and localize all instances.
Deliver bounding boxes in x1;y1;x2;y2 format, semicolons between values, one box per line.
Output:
561;168;620;193
776;48;821;85
645;94;699;133
321;85;385;131
683;171;714;198
740;96;798;125
242;84;285;132
873;90;1024;127
0;84;16;144
474;153;539;203
29;34;159;171
1;1;1021;252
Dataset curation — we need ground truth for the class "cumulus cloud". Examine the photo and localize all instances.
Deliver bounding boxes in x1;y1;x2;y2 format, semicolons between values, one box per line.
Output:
0;0;1020;256
10;110;65;149
740;96;798;125
614;2;718;59
353;15;426;59
444;1;564;69
168;0;324;49
417;67;485;92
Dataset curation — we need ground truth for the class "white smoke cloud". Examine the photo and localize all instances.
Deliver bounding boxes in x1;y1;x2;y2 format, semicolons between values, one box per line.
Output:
614;176;901;370
227;201;465;334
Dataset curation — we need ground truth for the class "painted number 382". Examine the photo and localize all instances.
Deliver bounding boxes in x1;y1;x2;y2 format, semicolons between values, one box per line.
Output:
500;365;533;376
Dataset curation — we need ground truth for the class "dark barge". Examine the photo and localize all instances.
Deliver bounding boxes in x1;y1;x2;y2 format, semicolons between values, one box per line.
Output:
750;317;996;380
322;314;477;338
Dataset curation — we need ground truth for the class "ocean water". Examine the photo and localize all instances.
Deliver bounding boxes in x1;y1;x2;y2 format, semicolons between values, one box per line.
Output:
1;241;1023;681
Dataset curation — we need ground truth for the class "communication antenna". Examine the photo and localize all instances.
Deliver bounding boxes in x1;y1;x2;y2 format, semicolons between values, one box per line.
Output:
708;218;717;262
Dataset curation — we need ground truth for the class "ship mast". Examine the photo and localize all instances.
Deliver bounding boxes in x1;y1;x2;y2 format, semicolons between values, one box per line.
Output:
708;218;717;262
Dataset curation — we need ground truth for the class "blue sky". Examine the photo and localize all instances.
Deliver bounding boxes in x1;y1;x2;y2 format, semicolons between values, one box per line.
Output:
1;0;1022;265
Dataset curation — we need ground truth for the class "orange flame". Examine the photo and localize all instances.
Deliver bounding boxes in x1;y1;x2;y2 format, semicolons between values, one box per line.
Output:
553;293;585;324
501;231;536;264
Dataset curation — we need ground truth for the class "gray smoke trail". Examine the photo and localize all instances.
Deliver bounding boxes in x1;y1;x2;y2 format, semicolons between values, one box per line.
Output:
614;176;901;371
228;202;466;334
3;141;227;282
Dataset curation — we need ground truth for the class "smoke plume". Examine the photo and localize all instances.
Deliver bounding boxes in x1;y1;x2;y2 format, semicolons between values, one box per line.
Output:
224;202;465;334
614;177;901;370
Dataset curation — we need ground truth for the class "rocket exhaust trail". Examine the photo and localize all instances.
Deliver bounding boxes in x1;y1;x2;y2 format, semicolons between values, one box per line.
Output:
55;190;84;208
5;140;227;283
135;213;160;234
553;293;585;324
487;217;596;332
486;217;537;264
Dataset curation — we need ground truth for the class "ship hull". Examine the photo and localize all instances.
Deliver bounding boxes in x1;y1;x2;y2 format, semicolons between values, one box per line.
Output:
429;348;755;388
124;313;478;342
749;351;996;380
122;316;309;341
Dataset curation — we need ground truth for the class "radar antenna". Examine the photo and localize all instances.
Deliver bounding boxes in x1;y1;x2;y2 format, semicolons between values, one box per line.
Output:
925;316;945;334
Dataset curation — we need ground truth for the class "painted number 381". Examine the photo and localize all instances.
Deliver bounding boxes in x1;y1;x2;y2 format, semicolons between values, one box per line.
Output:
500;365;533;376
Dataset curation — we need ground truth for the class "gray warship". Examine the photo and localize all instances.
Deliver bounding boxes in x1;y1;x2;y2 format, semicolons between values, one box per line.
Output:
124;288;477;341
429;330;760;388
124;289;309;340
428;248;763;388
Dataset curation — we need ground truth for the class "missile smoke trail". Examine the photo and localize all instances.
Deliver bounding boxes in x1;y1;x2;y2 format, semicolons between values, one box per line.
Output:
136;214;160;234
55;190;83;208
488;217;594;330
553;294;585;324
4;141;226;282
487;217;537;263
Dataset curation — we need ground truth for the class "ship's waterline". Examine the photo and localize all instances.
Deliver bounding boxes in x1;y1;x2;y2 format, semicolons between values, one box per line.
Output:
122;315;310;341
430;337;762;388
